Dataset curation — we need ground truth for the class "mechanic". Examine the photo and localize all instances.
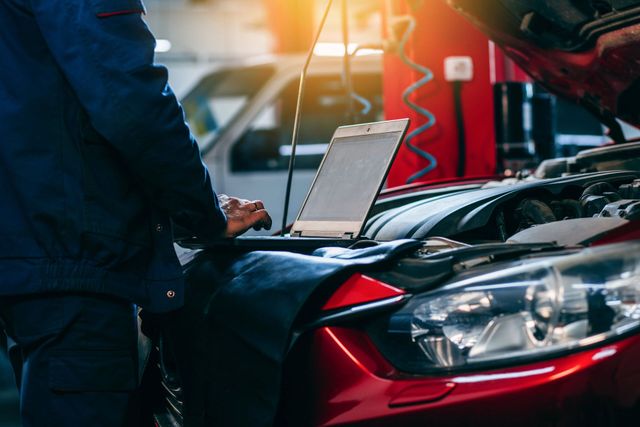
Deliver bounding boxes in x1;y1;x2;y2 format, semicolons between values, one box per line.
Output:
0;1;271;426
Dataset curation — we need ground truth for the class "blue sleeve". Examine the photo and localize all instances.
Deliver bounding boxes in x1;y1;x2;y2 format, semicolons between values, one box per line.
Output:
30;0;227;239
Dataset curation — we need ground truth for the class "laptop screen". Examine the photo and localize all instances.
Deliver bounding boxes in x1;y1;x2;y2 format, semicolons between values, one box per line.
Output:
297;131;403;222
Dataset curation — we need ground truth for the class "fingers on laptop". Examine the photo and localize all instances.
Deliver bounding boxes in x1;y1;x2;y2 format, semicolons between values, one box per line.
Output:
250;206;272;231
253;200;265;211
218;195;271;234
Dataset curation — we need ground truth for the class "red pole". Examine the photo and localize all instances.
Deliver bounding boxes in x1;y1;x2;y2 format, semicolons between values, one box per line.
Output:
382;0;497;185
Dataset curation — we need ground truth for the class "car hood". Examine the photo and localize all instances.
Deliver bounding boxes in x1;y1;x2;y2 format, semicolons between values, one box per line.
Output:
448;0;640;131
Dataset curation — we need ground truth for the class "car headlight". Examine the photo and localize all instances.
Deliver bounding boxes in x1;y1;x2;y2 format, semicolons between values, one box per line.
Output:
367;242;640;373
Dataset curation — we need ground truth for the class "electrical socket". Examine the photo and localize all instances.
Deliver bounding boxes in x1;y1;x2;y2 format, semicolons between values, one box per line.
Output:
444;56;474;82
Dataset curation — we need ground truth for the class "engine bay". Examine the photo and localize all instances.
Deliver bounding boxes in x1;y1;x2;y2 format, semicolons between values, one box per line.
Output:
365;171;640;245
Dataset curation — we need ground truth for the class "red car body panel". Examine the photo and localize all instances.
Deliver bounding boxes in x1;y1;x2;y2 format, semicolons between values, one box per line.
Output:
306;327;640;426
322;274;406;311
592;221;640;246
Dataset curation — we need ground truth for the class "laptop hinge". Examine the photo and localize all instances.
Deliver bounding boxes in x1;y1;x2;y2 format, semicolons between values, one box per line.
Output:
341;232;355;240
291;231;303;238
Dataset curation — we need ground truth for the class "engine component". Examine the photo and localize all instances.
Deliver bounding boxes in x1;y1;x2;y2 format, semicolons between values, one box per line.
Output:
571;142;640;174
580;181;621;217
582;181;617;197
550;199;583;219
535;157;569;178
582;195;610;217
599;200;640;220
515;199;556;231
619;179;640;200
508;217;629;246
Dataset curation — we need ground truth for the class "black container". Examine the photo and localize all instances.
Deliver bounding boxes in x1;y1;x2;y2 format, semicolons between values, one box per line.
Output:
531;90;557;161
493;82;537;172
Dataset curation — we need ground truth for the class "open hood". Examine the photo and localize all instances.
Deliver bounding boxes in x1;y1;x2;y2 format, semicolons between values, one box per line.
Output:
448;0;640;133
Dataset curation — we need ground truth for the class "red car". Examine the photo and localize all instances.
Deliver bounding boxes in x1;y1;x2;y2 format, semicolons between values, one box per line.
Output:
150;2;640;426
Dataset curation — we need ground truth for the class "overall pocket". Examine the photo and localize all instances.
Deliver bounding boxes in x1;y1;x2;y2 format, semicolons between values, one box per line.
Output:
49;350;136;392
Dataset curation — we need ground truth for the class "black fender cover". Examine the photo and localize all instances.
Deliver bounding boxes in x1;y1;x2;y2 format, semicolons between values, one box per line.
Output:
162;239;420;427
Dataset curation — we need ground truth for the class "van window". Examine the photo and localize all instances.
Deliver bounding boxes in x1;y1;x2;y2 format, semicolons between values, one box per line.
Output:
230;73;383;172
182;65;276;147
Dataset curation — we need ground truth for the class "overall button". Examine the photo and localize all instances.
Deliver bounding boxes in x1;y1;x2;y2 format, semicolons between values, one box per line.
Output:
155;224;164;232
166;290;176;299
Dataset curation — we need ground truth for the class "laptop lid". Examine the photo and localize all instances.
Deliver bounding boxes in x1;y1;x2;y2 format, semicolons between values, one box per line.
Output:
290;119;409;239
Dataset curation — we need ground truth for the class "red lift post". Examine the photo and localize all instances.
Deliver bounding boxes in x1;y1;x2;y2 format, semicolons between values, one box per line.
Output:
382;0;498;186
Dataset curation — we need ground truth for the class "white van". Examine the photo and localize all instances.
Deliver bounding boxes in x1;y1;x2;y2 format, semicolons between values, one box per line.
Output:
181;54;383;233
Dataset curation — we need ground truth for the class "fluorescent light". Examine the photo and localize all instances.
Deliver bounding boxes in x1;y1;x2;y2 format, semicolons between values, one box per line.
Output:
155;39;172;53
313;42;383;57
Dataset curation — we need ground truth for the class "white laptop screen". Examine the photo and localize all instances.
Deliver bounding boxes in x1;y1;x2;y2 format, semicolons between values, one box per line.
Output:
297;131;402;222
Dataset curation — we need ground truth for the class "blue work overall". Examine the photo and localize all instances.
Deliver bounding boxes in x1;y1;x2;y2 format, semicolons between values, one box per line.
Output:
0;0;226;425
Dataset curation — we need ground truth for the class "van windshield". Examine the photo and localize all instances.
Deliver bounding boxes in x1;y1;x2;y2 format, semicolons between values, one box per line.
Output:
181;64;276;150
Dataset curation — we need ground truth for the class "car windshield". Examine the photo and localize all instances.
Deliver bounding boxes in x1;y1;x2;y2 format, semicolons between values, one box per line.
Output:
181;64;275;149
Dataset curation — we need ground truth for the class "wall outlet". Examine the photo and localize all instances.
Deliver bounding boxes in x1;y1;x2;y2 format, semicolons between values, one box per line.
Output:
444;56;474;82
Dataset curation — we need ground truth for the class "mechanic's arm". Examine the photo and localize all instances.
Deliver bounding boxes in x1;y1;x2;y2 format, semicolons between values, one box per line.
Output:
30;0;269;238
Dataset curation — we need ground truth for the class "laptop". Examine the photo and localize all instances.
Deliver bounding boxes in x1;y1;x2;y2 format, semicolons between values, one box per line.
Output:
177;118;410;252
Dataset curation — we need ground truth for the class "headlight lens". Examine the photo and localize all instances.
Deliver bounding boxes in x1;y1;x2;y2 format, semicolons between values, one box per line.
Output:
368;242;640;372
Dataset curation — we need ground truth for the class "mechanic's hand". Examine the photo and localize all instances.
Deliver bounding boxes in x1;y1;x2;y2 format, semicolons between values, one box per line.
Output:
218;194;272;238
